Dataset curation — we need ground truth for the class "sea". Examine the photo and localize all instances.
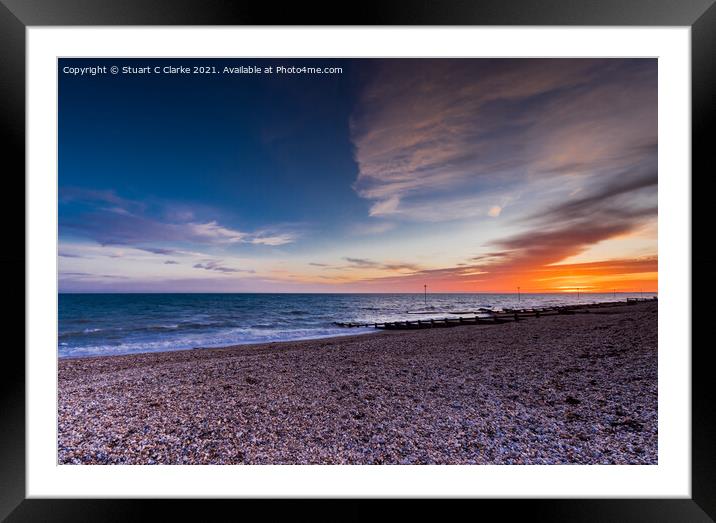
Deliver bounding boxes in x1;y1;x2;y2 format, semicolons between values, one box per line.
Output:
58;292;657;358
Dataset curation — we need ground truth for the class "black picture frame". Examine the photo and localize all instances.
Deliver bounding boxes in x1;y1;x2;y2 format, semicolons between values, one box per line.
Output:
2;1;713;520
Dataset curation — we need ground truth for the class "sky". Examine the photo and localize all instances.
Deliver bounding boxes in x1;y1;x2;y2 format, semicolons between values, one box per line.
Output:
58;58;657;293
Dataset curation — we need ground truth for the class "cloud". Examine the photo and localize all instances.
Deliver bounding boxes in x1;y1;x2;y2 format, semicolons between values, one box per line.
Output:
344;257;380;268
470;252;510;262
250;233;296;246
488;222;638;271
186;221;248;243
350;59;657;223
59;191;298;252
478;163;657;271
59;271;128;280
138;246;177;255
192;260;254;274
382;262;421;272
58;251;85;258
164;260;179;265
342;257;420;272
424;164;657;284
527;163;657;224
361;193;514;222
487;206;502;217
368;196;400;217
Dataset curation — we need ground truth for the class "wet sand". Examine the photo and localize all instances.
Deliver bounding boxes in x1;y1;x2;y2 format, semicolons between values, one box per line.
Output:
58;301;657;464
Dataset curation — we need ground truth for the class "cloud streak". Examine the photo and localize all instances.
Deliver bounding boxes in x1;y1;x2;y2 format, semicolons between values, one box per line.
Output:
350;59;657;224
342;257;420;272
192;260;254;274
60;189;297;252
59;271;129;280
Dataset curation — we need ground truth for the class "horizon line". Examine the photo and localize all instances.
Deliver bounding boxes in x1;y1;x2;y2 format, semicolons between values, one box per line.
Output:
58;290;658;295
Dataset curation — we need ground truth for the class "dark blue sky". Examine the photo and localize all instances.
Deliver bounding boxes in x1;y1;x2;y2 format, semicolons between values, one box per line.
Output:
60;59;366;233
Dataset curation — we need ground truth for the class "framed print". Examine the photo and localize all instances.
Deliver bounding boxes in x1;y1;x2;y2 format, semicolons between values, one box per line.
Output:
3;0;714;520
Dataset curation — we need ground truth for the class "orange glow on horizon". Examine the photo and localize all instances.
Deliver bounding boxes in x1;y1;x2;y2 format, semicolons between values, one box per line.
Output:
316;256;659;294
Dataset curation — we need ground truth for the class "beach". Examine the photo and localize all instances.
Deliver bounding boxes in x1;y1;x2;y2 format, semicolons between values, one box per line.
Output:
58;301;657;465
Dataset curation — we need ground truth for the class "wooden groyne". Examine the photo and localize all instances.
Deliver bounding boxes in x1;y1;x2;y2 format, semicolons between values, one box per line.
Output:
333;297;656;331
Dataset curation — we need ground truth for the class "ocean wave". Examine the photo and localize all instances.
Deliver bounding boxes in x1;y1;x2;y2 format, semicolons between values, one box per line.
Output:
58;326;376;358
60;328;110;338
58;292;657;358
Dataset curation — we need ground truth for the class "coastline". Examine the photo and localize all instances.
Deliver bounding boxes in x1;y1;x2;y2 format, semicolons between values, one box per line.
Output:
59;301;657;465
57;297;655;359
58;329;382;361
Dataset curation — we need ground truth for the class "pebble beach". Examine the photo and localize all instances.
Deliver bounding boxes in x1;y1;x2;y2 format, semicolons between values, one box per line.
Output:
58;301;657;465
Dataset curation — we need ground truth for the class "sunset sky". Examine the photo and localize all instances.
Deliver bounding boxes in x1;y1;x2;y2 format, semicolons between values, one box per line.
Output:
58;58;657;293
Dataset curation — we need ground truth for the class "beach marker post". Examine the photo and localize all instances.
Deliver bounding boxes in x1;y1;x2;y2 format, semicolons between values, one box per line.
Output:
424;284;427;307
517;286;521;303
